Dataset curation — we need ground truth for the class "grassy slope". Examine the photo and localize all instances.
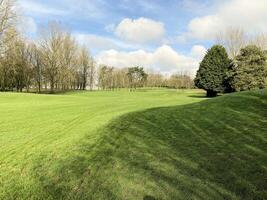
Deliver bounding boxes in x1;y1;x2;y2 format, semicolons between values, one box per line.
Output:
0;89;266;200
0;89;204;200
90;89;267;200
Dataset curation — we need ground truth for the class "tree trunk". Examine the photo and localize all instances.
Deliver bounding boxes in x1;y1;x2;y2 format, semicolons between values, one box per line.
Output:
38;82;41;93
50;81;54;94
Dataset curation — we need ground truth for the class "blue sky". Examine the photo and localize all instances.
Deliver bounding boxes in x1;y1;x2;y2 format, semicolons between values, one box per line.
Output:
18;0;267;74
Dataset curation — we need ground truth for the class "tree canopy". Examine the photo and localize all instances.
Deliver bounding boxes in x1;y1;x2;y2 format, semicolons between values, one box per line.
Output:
194;45;231;97
127;67;148;90
230;45;267;91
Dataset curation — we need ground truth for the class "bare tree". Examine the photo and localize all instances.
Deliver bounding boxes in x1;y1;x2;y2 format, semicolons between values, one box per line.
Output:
0;0;16;51
29;44;43;93
88;58;96;91
59;32;77;90
146;72;164;88
251;33;267;50
98;65;114;90
216;27;246;59
167;72;194;89
39;23;63;93
77;46;90;90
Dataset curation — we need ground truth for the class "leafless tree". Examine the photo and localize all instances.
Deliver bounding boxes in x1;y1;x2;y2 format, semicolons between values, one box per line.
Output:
251;33;267;50
0;0;16;51
216;27;246;59
39;23;63;93
88;58;96;90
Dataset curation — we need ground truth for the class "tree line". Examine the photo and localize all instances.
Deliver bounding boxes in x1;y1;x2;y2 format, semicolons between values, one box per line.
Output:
0;0;194;93
0;7;96;93
4;1;266;95
1;27;96;93
195;28;267;97
98;65;194;90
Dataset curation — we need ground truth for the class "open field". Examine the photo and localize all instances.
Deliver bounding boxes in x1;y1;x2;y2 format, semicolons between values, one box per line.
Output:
0;89;266;200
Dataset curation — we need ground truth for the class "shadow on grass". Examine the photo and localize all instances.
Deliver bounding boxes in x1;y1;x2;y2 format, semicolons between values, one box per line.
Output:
30;90;267;200
187;95;208;98
188;93;224;98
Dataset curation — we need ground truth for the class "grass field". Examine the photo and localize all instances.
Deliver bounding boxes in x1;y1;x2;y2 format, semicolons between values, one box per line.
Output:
0;89;266;200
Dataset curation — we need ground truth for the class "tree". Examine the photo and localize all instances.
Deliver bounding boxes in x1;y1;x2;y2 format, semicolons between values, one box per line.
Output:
77;46;92;90
110;68;128;89
127;66;147;90
195;45;231;97
98;65;114;90
40;23;64;93
251;34;267;51
0;0;16;52
0;0;17;91
0;28;33;92
59;32;77;90
12;35;32;92
88;58;96;91
0;3;98;93
167;72;194;89
146;72;165;88
0;27;16;91
223;60;236;93
29;44;43;93
230;45;267;91
216;27;246;59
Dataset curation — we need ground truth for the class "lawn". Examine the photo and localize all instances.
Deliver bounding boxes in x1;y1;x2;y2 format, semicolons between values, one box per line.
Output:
0;89;266;200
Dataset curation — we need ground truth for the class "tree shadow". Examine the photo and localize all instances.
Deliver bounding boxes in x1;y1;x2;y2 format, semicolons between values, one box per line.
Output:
28;90;267;200
187;95;208;98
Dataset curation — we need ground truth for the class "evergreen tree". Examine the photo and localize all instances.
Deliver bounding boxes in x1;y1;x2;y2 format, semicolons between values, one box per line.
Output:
194;45;231;97
230;45;267;91
223;60;236;93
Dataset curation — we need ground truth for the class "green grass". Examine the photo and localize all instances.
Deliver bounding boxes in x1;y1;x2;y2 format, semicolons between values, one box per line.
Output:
0;89;266;199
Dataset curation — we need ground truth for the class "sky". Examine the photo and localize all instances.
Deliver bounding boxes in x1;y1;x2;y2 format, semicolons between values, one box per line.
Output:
17;0;267;75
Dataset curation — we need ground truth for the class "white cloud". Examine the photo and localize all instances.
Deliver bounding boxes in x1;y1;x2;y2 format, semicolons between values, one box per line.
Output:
182;0;267;40
190;45;207;59
187;15;223;40
96;45;204;75
114;17;165;45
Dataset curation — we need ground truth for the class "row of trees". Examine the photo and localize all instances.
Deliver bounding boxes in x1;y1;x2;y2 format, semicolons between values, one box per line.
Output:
8;1;261;95
98;65;194;90
146;72;193;89
0;1;96;93
0;0;195;93
195;44;267;97
195;27;267;97
0;25;96;93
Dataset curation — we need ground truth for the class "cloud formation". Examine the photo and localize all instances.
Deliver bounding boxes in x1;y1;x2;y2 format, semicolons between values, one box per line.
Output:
96;45;206;75
114;17;165;45
190;45;207;60
182;0;267;40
